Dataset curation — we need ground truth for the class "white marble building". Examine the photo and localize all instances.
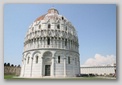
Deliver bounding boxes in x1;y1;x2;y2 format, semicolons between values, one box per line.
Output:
80;65;116;75
20;8;80;78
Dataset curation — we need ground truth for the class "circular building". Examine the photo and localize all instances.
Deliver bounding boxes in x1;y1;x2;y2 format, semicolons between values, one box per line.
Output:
20;8;80;78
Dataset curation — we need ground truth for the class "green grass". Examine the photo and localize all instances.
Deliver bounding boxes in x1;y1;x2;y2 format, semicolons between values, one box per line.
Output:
4;75;15;79
4;75;116;80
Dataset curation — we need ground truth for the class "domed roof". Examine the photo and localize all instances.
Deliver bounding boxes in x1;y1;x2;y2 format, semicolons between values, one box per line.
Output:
47;8;59;14
35;14;46;21
35;8;59;22
25;8;78;42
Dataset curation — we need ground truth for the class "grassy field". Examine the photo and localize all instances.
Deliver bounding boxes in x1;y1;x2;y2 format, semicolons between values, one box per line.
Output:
4;75;116;80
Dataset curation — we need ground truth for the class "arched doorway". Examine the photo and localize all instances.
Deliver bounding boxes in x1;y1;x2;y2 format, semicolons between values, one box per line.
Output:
43;51;52;76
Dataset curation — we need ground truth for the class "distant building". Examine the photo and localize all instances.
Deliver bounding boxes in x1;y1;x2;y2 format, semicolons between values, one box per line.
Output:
80;64;116;76
20;8;80;78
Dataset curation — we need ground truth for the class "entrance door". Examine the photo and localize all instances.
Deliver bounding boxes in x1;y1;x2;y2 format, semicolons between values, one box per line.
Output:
45;65;50;76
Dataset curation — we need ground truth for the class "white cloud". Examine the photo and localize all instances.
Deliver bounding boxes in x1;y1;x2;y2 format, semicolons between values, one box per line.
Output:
82;54;116;66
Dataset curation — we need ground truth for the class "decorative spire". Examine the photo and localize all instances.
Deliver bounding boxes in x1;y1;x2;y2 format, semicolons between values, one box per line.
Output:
47;7;59;14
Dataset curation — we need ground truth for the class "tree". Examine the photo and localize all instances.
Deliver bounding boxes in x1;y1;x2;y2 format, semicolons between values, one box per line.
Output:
11;64;14;67
7;63;10;66
4;63;7;66
18;65;20;67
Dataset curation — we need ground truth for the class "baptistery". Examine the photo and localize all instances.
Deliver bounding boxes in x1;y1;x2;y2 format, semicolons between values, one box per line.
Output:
20;8;80;78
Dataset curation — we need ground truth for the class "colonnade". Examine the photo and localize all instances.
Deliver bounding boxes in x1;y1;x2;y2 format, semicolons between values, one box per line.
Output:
21;53;73;77
24;37;79;52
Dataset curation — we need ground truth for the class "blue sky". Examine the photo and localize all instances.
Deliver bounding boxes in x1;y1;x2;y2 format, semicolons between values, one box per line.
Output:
4;4;116;66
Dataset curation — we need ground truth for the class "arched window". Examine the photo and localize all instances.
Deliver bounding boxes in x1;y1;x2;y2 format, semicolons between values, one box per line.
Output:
75;58;77;65
48;24;51;28
58;56;60;63
68;56;70;64
39;25;41;29
36;56;38;64
62;17;64;20
65;39;67;46
47;37;50;45
27;57;30;64
57;24;60;29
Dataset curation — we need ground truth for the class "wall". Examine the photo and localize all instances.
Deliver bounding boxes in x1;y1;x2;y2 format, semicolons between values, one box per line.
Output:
4;64;21;76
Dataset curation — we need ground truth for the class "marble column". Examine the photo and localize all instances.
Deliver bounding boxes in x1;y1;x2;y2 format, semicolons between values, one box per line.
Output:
60;38;62;49
30;57;33;77
40;57;43;77
23;58;26;77
51;57;55;77
45;37;47;48
39;38;41;48
55;38;57;48
69;40;71;50
67;39;69;50
56;37;59;48
72;58;75;77
51;37;53;48
63;39;65;49
64;57;66;77
42;37;44;48
53;37;55;48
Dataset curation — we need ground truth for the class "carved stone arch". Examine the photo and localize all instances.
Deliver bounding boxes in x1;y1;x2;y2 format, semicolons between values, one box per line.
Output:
24;52;31;64
32;51;41;64
65;52;72;64
54;51;63;63
65;51;71;58
54;50;63;56
43;51;52;58
25;52;31;59
43;51;52;65
32;51;41;59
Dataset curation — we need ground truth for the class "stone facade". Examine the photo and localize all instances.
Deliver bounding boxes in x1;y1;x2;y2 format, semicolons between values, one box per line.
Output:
20;8;80;78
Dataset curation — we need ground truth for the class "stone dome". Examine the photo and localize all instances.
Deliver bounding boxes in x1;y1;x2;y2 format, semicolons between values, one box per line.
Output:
24;8;79;52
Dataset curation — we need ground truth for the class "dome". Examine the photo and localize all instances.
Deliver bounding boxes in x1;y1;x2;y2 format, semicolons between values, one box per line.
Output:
24;8;79;52
35;8;59;21
35;14;46;21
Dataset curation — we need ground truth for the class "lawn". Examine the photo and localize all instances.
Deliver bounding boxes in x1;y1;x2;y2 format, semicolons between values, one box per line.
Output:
4;75;116;80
